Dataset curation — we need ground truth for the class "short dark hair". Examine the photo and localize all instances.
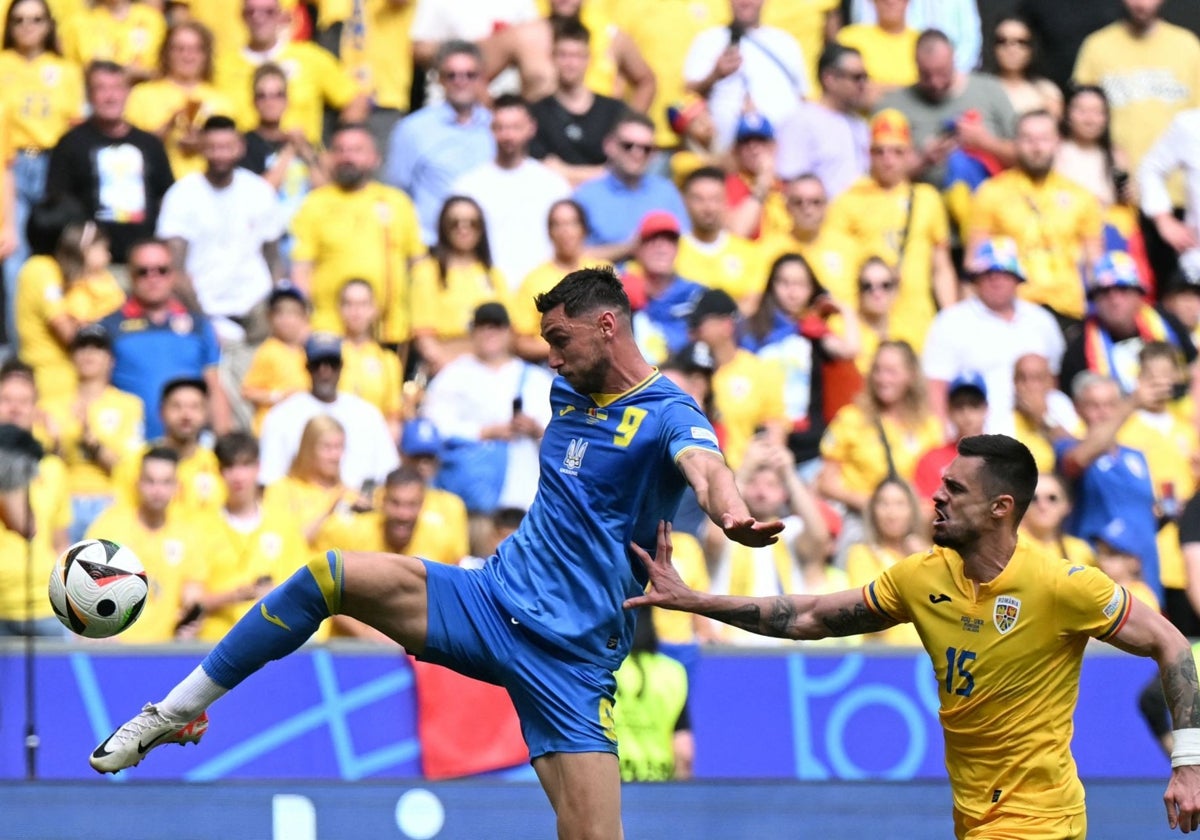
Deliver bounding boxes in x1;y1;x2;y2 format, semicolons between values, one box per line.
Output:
682;165;727;192
535;265;630;318
142;445;180;469
552;16;590;45
956;434;1038;523
85;59;126;89
160;377;208;404
214;431;259;468
384;465;425;489
609;111;655;137
492;93;532;117
201;114;238;133
916;28;953;54
817;43;861;87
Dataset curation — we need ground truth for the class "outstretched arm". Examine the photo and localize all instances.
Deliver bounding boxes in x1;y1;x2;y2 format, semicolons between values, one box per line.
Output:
677;448;785;547
626;522;894;641
1109;598;1200;832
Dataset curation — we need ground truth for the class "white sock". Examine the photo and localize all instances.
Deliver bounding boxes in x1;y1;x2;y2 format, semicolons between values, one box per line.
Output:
158;665;227;721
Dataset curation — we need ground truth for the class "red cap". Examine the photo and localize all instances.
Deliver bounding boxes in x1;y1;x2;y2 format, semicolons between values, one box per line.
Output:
637;210;681;242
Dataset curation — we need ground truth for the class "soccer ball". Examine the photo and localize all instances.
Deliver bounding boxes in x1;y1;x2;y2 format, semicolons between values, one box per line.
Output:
48;539;148;639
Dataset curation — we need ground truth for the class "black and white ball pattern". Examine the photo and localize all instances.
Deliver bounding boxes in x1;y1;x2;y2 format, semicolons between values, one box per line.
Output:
48;539;148;639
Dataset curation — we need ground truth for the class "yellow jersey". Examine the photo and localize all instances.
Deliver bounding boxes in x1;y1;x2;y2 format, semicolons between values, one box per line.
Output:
1020;532;1097;569
262;475;348;548
125;79;235;179
409;257;510;341
60;3;165;76
290;182;425;343
0;454;69;620
675;232;764;303
864;538;1130;821
763;0;840;94
339;339;402;421
241;336;309;435
336;0;416;112
0;51;84;151
512;260;581;337
40;386;145;496
711;348;787;469
845;542;923;646
111;444;225;517
316;501;466;566
969;170;1102;319
760;228;864;307
820;403;945;495
825;178;949;339
85;504;214;643
198;504;309;641
651;529;709;645
835;25;919;88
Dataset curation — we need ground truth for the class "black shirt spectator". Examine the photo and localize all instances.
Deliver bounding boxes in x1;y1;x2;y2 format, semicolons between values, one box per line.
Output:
529;93;627;166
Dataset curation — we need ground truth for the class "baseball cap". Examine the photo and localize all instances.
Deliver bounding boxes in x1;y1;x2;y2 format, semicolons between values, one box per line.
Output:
948;371;987;402
472;301;511;329
268;283;309;309
870;108;912;148
70;322;112;352
1087;251;1146;299
688;288;739;328
400;418;441;458
305;332;343;364
637;210;681;242
664;341;716;375
968;237;1025;282
735;112;774;143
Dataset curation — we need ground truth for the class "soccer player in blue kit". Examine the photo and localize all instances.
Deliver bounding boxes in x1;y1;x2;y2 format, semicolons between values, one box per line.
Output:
90;266;783;839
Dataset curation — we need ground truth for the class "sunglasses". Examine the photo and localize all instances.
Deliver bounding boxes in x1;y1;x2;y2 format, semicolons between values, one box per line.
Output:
133;265;172;278
788;196;825;208
1032;493;1061;504
442;70;479;82
838;70;869;83
995;36;1032;47
448;216;481;229
617;140;654;155
12;15;46;24
860;280;896;293
254;89;286;100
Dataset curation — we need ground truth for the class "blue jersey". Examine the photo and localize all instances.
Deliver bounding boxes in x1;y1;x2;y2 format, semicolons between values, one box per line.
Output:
485;371;722;668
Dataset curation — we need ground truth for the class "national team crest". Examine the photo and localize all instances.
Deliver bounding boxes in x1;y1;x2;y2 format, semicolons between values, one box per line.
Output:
993;595;1021;634
563;438;588;471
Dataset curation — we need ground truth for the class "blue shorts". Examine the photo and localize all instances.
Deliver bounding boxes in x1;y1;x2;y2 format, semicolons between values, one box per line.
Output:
418;559;618;760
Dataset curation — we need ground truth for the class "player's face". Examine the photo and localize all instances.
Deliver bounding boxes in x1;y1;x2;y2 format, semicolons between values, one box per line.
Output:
383;481;424;550
161;386;207;442
0;375;36;429
541;304;612;394
930;456;993;550
684;177;726;235
872;482;914;541
552;37;589;88
138;459;178;515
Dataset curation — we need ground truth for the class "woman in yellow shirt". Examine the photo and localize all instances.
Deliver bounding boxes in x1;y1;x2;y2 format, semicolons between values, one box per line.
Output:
337;278;402;440
125;21;234;178
410;196;509;376
262;415;361;548
60;0;164;82
1018;472;1096;568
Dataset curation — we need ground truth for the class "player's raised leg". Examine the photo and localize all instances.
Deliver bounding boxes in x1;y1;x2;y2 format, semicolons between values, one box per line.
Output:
533;752;623;840
90;549;431;773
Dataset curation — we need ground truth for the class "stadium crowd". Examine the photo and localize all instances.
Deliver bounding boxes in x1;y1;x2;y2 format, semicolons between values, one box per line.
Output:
4;0;1200;778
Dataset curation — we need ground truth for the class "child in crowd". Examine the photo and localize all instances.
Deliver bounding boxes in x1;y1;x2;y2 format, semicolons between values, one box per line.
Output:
241;285;311;434
336;278;403;441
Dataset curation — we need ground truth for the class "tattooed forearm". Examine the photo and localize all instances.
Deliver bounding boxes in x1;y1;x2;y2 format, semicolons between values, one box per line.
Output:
707;597;798;638
822;602;891;637
1164;647;1200;729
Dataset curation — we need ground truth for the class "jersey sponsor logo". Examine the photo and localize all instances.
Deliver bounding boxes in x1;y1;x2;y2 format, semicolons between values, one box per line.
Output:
1068;565;1086;576
993;595;1020;634
1103;588;1124;618
561;438;588;474
928;593;950;604
260;602;291;631
558;405;576;417
690;426;719;445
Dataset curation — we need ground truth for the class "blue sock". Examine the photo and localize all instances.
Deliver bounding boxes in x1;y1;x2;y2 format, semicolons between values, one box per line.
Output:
200;549;343;689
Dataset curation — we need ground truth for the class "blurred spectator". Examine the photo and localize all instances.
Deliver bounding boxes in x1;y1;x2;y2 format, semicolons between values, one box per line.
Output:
409;0;536;102
826;109;957;341
676;166;762;308
1019;472;1096;567
157;115;283;430
1140;105;1200;273
199;430;307;642
290;123;424;346
724;113;787;241
968;110;1103;324
774;43;870;198
527;18;635;188
683;0;806;152
482;0;654;114
336;279;402;440
913;372;988;504
384;40;494;245
511;199;591;362
1176;484;1200;634
879;29;1016;188
1161;257;1200;347
762;175;862;307
614;604;693;782
452;94;571;289
46;61;175;274
621;210;705;365
238;63;327;262
848;0;981;73
761;0;842;94
690;287;786;469
0;360;68;637
397;417;470;565
922;238;1066;434
409;195;509;376
1059;251;1197;396
573;112;688;257
257;332;399;489
85;447;212;642
125;21;234;180
16;220;123;395
1057;85;1137;227
111;376;222;517
241;284;309;435
1055;371;1165;604
1016;0;1121;92
836;0;918;106
741;253;859;474
1010;352;1083;475
262;413;356;547
664;95;720;187
844;476;925;646
61;0;165;83
40;324;143;542
985;15;1063;118
818;340;942;554
660;341;717;544
853;256;909;374
422;302;552;555
1092;520;1162;611
215;0;367;147
0;0;84;343
1116;341;1198;630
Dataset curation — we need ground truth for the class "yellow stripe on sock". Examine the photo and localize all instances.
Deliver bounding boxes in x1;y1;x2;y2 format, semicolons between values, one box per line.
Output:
307;550;343;615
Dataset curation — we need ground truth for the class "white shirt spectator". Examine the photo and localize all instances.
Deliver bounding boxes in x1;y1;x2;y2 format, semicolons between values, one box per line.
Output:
410;0;537;102
683;25;807;151
849;0;982;72
258;391;399;489
1140;108;1200;241
921;297;1066;436
452;158;571;291
156;168;283;322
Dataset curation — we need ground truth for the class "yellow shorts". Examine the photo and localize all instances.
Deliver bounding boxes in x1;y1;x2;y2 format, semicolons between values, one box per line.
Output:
953;808;1086;840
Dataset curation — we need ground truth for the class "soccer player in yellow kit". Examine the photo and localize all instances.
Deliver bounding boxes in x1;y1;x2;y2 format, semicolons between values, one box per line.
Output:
630;434;1200;838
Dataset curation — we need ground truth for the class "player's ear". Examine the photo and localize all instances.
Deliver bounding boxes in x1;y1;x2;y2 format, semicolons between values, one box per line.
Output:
990;494;1014;520
597;309;617;338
